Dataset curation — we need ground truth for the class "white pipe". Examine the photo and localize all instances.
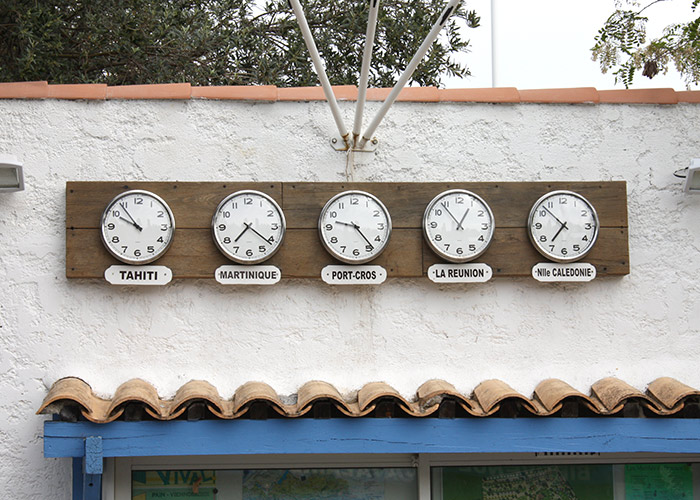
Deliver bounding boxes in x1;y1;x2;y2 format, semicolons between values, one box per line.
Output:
360;0;462;148
289;0;349;143
353;0;381;147
491;0;497;87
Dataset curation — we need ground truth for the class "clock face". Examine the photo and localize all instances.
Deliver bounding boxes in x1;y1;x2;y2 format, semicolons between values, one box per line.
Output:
211;190;286;264
100;190;175;265
318;190;392;264
423;189;495;263
528;190;599;263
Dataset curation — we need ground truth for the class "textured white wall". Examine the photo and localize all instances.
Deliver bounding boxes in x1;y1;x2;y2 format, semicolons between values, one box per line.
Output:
0;98;699;498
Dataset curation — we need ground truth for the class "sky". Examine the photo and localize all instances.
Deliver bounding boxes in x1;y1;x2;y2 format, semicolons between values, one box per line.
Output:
443;0;699;89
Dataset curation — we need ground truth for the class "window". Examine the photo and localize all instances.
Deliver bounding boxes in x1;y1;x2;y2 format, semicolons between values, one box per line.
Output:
110;454;700;500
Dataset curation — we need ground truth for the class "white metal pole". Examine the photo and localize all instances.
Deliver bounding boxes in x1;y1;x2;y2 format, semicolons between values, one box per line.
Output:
359;0;462;148
352;0;381;148
289;0;350;144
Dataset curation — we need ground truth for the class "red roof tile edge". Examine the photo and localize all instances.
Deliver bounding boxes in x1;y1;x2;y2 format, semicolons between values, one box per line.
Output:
0;82;698;104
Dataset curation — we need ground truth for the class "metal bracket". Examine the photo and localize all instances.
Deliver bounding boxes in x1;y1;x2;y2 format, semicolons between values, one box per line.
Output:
330;135;378;153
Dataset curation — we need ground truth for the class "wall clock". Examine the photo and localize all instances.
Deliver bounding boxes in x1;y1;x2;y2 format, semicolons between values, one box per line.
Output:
423;189;495;263
211;190;286;264
318;190;392;264
527;190;599;263
100;190;175;265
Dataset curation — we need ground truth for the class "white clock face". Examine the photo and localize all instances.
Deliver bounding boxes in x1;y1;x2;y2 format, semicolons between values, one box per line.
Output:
423;189;495;263
528;190;599;263
100;190;175;265
318;190;392;264
211;190;286;264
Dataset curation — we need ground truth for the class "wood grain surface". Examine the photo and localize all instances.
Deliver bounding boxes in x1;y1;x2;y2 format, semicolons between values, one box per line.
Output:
66;181;629;279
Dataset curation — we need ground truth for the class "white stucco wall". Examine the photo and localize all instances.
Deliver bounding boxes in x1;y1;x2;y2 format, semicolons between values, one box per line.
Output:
1;98;699;498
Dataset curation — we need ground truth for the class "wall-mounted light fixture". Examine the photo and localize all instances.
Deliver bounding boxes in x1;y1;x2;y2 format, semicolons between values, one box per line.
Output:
0;155;24;192
684;159;700;194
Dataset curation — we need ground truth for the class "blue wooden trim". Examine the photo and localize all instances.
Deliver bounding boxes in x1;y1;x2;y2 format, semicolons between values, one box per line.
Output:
44;419;700;458
82;472;101;500
84;437;103;475
72;457;83;500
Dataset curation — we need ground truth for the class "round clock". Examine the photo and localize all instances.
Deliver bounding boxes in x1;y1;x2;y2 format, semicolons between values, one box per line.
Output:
527;190;599;263
211;190;286;264
100;190;175;265
423;189;495;263
318;190;392;264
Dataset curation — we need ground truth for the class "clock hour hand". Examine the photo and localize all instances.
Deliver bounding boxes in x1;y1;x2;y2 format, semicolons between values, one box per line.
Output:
245;222;273;244
118;216;143;232
456;208;470;231
551;223;568;242
234;224;250;242
119;203;143;231
335;221;356;228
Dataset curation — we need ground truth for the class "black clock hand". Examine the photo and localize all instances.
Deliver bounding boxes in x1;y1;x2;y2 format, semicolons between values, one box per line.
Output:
350;221;374;250
245;222;274;244
234;224;250;242
456;208;470;230
551;223;568;242
440;202;462;229
542;206;567;228
118;216;143;232
119;203;143;231
335;221;355;228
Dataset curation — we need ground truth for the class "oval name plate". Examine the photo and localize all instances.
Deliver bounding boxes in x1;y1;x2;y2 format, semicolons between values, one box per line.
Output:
104;265;172;286
322;265;387;285
532;262;597;282
215;265;281;285
428;263;493;283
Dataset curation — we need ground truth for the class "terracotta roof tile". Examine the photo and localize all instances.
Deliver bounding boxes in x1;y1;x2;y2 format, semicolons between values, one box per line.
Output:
191;85;277;101
519;87;599;104
0;81;48;99
47;84;106;100
598;88;678;104
1;82;698;104
38;376;700;422
106;83;191;100
439;87;520;103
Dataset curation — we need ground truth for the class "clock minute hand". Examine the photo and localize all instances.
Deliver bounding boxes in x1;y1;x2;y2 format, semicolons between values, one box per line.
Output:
245;222;274;244
456;208;470;231
119;203;143;231
542;206;568;228
350;221;374;250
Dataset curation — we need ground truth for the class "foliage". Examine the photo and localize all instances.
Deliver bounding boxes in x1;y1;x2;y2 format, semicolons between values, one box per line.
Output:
0;0;479;87
591;0;700;87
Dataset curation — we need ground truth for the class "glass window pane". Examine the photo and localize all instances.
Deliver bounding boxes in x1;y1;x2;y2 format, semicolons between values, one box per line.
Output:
433;464;614;500
132;467;417;500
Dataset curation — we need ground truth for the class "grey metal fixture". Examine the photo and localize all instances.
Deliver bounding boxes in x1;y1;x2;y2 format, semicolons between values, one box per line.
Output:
0;155;24;192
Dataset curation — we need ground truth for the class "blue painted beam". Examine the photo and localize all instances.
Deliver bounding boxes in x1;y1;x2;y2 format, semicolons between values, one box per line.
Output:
44;418;700;459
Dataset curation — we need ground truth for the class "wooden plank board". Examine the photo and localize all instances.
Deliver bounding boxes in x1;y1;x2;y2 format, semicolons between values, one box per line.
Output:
283;182;628;229
66;181;629;280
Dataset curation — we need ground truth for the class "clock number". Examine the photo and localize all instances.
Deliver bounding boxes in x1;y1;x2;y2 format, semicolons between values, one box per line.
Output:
353;249;360;256
377;223;385;230
161;224;168;231
134;249;141;257
430;222;437;229
157;236;164;243
233;246;239;253
478;210;485;217
373;210;380;217
478;235;485;242
330;237;338;244
549;245;555;251
147;246;155;253
456;247;463;255
223;237;231;244
374;236;381;242
325;224;333;231
581;210;588;217
469;244;476;251
246;249;253;257
223;211;231;218
330;211;337;218
443;200;449;207
340;246;346;253
534;223;542;230
338;203;345;210
585;223;594;230
573;244;580;252
271;223;280;230
435;234;442;241
267;210;274;217
456;197;464;204
218;224;226;231
582;235;589;241
365;244;373;252
135;197;143;205
113;210;120;218
121;246;128;253
259;245;266;253
444;244;450;251
244;198;253;205
559;197;567;204
157;210;164;218
547;201;554;208
481;223;489;230
540;209;547;217
350;198;358;205
539;235;547;242
111;236;120;243
107;223;115;230
561;248;568;255
269;236;274;242
435;209;443;216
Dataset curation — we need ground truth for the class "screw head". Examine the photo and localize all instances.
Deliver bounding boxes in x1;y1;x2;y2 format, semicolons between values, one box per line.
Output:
371;138;378;145
332;138;338;144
